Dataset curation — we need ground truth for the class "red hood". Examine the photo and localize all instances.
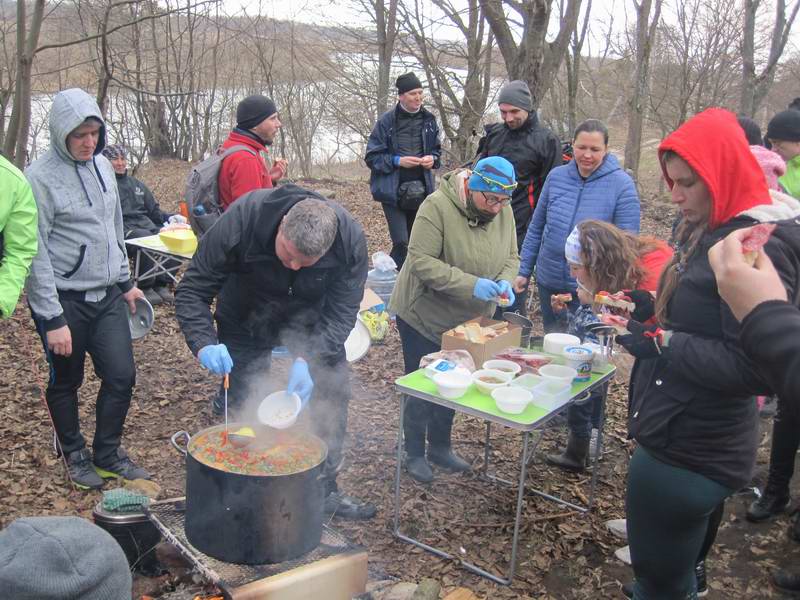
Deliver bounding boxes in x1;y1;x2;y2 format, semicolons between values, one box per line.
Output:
658;108;771;230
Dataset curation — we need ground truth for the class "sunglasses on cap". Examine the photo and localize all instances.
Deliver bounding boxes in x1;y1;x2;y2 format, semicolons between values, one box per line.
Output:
474;170;517;192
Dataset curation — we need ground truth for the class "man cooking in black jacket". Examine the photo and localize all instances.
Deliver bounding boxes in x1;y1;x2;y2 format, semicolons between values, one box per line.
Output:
174;184;376;520
477;80;561;315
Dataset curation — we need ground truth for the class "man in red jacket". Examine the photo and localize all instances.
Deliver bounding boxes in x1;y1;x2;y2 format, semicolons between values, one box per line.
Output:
218;95;288;210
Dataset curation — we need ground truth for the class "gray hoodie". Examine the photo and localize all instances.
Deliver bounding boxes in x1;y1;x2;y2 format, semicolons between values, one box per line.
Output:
25;88;131;330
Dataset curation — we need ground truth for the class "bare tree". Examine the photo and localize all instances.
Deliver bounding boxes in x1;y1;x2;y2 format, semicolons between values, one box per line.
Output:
740;0;800;116
479;0;582;108
623;0;663;182
564;0;592;134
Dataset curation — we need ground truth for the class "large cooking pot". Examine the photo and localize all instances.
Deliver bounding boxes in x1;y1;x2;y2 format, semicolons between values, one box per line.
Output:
171;423;327;564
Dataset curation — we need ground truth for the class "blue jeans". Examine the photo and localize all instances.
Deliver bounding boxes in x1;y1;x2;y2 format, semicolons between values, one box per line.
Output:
537;282;579;334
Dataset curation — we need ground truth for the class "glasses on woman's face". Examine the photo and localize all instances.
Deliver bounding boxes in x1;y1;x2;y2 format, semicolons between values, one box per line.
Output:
481;192;512;207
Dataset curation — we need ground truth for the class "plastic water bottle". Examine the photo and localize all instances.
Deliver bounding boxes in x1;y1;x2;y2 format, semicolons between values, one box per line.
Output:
366;251;398;310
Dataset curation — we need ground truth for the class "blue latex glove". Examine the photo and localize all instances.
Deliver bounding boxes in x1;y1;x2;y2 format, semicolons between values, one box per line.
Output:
496;280;516;306
473;278;502;301
198;344;233;375
287;358;314;407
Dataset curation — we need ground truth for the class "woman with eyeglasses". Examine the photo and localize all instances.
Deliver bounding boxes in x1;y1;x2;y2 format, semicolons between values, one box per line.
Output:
515;119;641;332
389;156;520;483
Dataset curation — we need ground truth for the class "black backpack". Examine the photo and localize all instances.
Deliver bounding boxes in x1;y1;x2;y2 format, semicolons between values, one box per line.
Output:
184;144;256;235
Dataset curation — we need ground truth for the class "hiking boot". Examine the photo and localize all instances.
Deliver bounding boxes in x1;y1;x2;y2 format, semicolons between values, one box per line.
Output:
66;449;105;490
773;568;800;593
747;488;790;522
153;286;173;303
428;446;471;473
405;455;434;483
546;433;590;472
323;492;376;520
94;447;151;481
143;288;163;306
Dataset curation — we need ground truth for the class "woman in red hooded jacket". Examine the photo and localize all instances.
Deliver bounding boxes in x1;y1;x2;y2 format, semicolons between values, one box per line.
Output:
617;108;800;599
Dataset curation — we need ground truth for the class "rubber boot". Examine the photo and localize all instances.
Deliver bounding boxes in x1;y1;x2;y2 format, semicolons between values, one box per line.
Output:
546;433;589;472
405;455;434;483
428;445;471;472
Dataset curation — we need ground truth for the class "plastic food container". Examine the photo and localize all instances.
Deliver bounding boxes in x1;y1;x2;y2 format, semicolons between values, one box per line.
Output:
257;390;302;429
159;229;198;254
543;333;581;355
472;369;513;395
491;386;532;414
581;342;610;371
482;359;522;376
433;371;471;399
511;373;543;392
126;296;154;340
530;379;572;411
538;364;578;387
424;358;458;379
562;346;593;382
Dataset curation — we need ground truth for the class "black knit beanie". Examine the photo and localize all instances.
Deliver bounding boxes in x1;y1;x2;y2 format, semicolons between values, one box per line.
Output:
236;95;277;130
767;109;800;142
396;73;423;95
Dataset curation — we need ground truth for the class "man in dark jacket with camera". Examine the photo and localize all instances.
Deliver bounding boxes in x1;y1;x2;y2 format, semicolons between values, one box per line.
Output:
365;72;441;269
174;184;376;520
477;80;561;314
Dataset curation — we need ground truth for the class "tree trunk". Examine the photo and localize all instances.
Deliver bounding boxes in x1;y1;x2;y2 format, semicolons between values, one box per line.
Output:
4;0;45;167
624;0;663;182
375;0;398;117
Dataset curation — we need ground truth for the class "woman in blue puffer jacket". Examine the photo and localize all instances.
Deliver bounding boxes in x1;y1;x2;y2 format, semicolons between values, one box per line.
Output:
514;119;641;332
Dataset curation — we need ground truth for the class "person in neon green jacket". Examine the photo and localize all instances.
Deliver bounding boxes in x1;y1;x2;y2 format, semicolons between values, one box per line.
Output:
0;154;37;318
767;109;800;198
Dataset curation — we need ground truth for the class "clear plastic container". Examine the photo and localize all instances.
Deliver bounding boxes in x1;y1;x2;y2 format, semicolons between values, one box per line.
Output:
530;380;572;411
366;251;398;309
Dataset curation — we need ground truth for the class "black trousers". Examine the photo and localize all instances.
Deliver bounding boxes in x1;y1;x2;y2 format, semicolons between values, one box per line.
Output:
765;396;800;492
33;287;136;464
217;318;351;495
396;317;455;457
381;203;417;270
125;227;178;288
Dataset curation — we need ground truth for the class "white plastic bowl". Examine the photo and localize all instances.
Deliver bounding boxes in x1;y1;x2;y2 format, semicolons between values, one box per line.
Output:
538;364;578;387
472;369;513;395
482;359;522;376
433;371;472;399
257;390;302;429
543;333;581;355
492;386;533;414
126;296;154;340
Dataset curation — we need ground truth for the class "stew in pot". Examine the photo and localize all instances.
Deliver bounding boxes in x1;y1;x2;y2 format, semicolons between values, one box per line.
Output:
189;430;325;476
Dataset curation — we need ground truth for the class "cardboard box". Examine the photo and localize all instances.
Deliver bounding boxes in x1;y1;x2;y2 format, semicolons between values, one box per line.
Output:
441;317;521;367
360;288;384;312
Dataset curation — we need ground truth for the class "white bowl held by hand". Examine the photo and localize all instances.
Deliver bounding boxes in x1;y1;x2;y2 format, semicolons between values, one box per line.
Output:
472;369;513;395
257;390;302;429
492;386;533;414
433;371;471;399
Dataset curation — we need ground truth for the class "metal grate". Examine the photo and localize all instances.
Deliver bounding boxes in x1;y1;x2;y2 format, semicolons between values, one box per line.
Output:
146;497;361;592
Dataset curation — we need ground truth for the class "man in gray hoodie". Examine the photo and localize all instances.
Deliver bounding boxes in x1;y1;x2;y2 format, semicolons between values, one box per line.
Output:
25;88;150;490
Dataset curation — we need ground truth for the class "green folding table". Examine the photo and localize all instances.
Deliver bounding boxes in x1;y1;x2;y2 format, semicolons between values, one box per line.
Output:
392;354;616;585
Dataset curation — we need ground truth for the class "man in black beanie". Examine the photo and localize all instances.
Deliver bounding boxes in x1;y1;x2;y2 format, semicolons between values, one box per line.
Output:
767;109;800;197
365;72;441;269
218;94;288;210
476;79;562;315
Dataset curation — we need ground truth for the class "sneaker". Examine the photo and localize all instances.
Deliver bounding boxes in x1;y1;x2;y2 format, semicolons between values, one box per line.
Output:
94;447;151;480
323;492;376;520
747;488;791;522
605;518;628;541
143;288;163;306
66;449;105;490
153;286;173;303
614;545;631;565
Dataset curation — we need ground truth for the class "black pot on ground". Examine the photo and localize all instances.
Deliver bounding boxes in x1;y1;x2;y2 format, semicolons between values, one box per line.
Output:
92;502;163;576
171;423;327;565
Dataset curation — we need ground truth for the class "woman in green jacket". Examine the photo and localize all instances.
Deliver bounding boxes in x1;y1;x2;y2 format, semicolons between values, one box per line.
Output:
0;154;38;318
389;156;520;483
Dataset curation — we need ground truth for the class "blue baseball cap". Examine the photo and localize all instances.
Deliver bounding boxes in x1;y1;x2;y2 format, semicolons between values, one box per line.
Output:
469;156;517;196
